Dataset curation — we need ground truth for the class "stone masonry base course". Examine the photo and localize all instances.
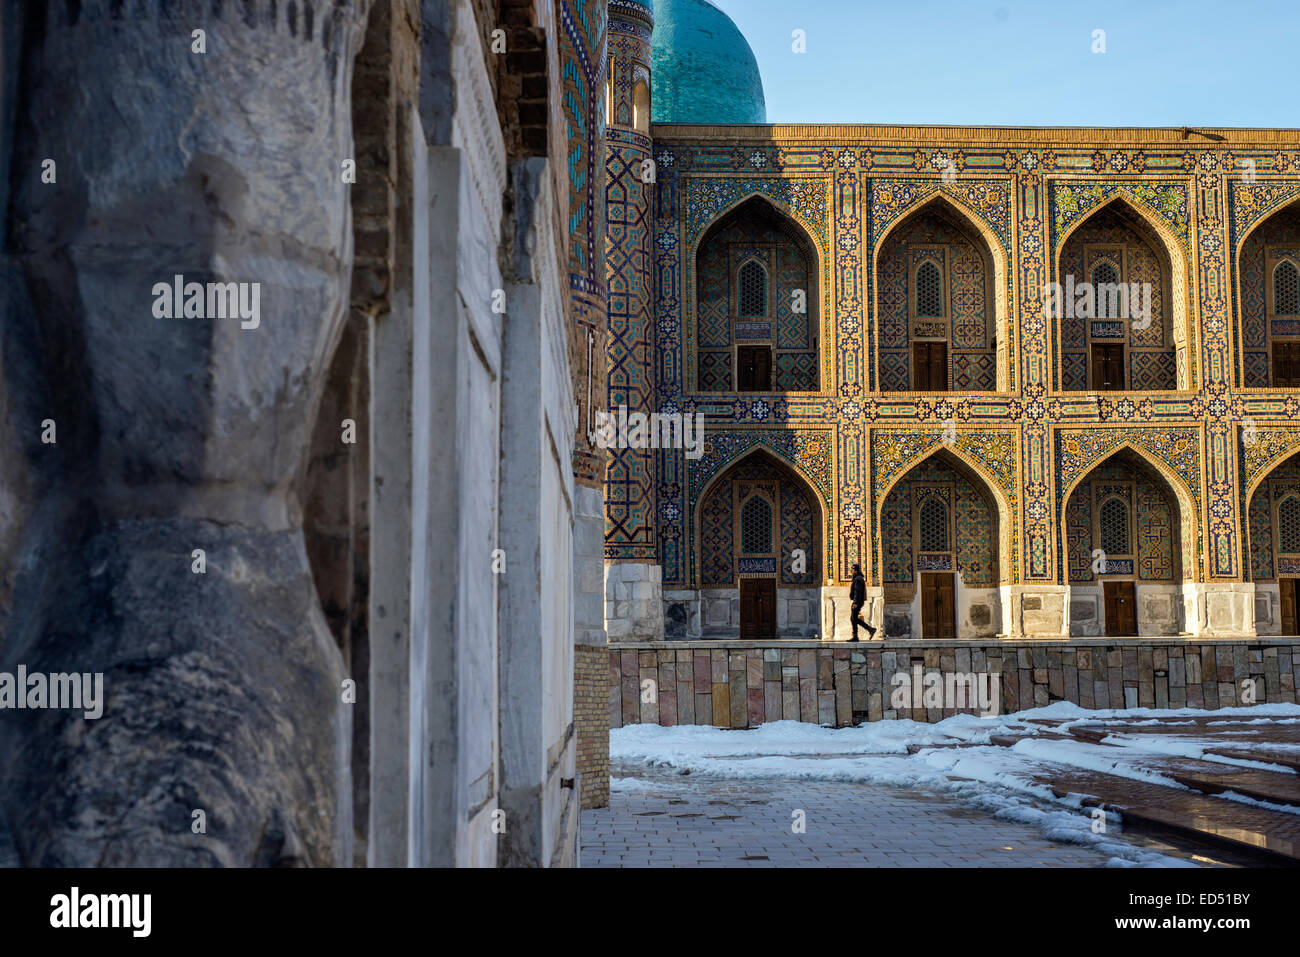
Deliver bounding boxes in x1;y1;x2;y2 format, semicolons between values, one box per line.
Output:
609;640;1300;728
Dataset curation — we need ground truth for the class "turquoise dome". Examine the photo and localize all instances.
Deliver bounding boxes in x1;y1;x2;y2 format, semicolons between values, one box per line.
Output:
651;0;766;124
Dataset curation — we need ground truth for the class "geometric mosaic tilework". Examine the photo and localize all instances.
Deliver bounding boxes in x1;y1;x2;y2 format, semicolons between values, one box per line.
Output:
1240;426;1300;493
870;429;1018;585
878;352;909;392
1249;480;1276;581
881;481;913;584
776;351;818;391
696;449;823;587
871;180;1012;250
684;177;828;249
697;351;732;391
690;430;834;507
952;352;996;391
1137;475;1175;581
1057;209;1175;390
602;18;653;561
1053;182;1189;251
953;470;997;585
1236;205;1300;387
1064;461;1176;582
780;477;818;585
880;460;996;587
1245;457;1300;581
561;0;609;288
1065;489;1093;582
1056;428;1200;582
700;482;735;585
1131;350;1176;391
638;131;1300;592
876;210;993;391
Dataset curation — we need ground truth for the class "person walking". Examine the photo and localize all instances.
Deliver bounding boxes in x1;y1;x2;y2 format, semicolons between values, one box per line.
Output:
849;563;876;641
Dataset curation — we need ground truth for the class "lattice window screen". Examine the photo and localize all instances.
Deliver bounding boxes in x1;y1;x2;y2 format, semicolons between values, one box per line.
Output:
1279;495;1300;553
1275;260;1299;316
918;497;949;552
1091;259;1119;287
916;261;943;318
1099;497;1131;556
738;261;767;317
740;496;773;554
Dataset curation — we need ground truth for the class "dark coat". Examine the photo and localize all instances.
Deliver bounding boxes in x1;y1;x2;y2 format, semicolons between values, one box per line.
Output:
849;572;866;604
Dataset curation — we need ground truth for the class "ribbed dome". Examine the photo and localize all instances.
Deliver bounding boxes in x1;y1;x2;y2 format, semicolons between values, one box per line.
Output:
651;0;766;124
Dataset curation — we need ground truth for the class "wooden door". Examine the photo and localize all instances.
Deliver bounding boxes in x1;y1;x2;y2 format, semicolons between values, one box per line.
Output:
913;341;948;391
739;579;777;639
1272;343;1300;388
920;572;955;639
1281;578;1298;636
1103;581;1137;635
737;346;771;392
1090;343;1125;391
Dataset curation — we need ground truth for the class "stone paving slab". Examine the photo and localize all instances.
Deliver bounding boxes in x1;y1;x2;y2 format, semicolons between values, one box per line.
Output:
975;719;1300;860
1021;762;1300;862
581;770;1209;868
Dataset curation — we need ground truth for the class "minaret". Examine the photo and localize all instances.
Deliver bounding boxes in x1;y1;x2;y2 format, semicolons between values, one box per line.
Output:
603;0;663;640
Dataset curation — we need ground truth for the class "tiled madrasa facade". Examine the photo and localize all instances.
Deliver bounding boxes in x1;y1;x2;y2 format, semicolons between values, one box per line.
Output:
603;0;1300;727
0;0;614;866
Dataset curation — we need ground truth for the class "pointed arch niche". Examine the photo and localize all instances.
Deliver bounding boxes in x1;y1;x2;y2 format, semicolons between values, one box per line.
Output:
1235;195;1300;389
876;446;1007;639
1061;447;1192;636
873;195;1009;393
693;196;821;393
1244;449;1300;635
1053;196;1192;393
696;448;824;638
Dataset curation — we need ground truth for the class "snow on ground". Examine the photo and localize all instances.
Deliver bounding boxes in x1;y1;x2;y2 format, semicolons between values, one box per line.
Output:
609;703;1300;867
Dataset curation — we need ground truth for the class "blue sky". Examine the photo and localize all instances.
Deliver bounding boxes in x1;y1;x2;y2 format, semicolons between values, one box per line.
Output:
710;0;1299;127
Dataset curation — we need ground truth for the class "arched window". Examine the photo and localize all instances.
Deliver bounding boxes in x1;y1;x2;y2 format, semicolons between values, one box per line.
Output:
1279;495;1300;553
915;260;943;318
1274;260;1299;316
737;260;767;317
740;496;773;554
1099;497;1131;556
918;497;949;552
632;80;650;133
1091;259;1119;288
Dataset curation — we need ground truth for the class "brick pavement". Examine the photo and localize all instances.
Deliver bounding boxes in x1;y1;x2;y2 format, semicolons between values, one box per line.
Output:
581;769;1210;867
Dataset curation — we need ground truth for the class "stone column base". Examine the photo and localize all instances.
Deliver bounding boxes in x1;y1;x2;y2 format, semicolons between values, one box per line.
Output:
1184;582;1257;637
1000;584;1071;639
823;585;880;640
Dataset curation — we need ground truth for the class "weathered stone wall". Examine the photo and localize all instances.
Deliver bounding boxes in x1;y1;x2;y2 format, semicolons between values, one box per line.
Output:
0;0;375;866
0;0;595;867
610;639;1300;728
605;561;664;640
